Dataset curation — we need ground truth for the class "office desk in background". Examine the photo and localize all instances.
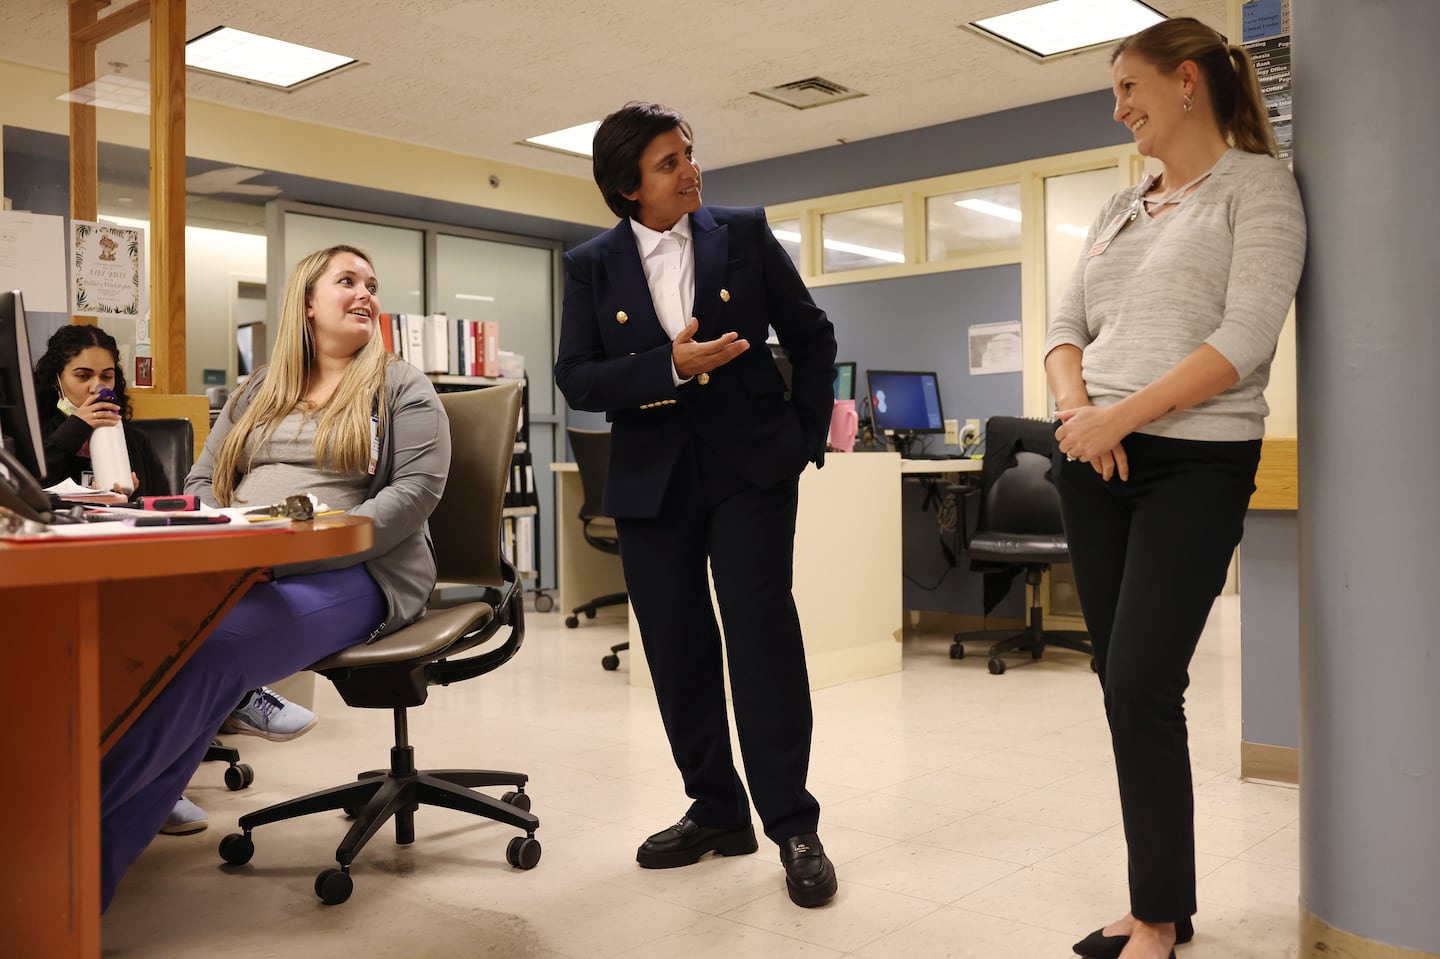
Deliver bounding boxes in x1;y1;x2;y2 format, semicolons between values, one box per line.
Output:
0;517;373;959
555;454;973;690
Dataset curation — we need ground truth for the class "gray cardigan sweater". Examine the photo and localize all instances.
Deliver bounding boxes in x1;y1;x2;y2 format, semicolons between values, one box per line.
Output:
187;359;451;639
1046;149;1307;441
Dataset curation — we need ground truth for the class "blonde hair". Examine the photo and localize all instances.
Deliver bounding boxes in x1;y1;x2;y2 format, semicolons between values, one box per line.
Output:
1113;17;1277;157
211;244;393;505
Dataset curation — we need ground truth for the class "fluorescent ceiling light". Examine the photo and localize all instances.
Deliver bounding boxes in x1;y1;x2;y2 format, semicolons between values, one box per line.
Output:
955;198;1023;222
969;0;1165;59
772;229;904;264
59;74;150;115
185;26;356;90
524;121;602;158
454;293;496;302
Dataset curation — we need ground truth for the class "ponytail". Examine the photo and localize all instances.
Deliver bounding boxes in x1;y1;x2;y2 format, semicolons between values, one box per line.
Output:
1226;45;1278;157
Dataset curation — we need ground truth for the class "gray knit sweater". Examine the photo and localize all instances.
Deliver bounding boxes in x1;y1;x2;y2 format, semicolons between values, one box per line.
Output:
1045;149;1307;441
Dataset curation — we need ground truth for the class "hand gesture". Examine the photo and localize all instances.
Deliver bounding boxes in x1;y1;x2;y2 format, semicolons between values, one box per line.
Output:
1056;406;1130;481
672;318;749;378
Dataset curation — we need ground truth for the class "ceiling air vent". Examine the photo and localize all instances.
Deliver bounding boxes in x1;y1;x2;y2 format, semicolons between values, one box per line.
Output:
752;77;866;110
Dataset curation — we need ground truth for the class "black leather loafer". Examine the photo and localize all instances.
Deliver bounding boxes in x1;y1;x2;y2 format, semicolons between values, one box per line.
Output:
1072;916;1193;959
636;816;758;868
780;833;837;907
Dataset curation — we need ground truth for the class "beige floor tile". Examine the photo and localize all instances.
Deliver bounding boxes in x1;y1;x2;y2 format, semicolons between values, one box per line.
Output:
722;882;940;953
1196;858;1302;913
823;790;973;841
853;905;1081;959
1236;825;1300;869
983;785;1123;835
913;813;1093;867
843;840;1021;904
880;768;1036;815
952;866;1130;935
612;915;845;958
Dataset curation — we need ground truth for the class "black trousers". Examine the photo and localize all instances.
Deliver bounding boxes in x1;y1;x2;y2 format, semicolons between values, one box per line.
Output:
614;437;821;844
1052;431;1261;922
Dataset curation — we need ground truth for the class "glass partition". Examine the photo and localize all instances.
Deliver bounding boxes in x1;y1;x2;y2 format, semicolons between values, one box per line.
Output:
820;203;904;273
926;183;1023;261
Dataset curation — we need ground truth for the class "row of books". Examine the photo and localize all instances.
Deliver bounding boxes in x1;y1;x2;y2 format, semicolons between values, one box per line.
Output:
501;513;536;575
506;452;537;508
379;312;499;378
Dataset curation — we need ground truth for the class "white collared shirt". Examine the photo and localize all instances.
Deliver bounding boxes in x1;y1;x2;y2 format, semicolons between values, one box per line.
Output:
630;215;695;385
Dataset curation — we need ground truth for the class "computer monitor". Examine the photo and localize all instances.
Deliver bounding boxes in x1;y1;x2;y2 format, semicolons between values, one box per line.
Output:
0;290;54;522
866;369;945;435
833;362;856;402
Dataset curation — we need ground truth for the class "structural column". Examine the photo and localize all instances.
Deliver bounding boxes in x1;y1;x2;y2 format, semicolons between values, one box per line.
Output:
1293;1;1440;956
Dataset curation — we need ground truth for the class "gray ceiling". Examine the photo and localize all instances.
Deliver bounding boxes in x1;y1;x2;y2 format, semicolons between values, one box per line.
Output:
1;0;1228;178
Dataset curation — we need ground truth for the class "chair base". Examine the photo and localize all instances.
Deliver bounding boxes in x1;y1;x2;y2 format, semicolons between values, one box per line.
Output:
565;591;629;628
223;708;539;901
601;641;629;671
203;739;254;791
951;570;1092;675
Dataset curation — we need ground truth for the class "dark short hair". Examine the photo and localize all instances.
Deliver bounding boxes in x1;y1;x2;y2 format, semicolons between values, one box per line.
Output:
592;102;693;220
33;323;133;419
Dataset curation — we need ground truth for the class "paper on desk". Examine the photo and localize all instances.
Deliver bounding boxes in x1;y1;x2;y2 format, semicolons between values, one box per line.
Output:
45;478;111;498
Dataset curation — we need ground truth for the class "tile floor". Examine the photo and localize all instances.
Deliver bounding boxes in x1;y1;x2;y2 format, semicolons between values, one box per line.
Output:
102;595;1300;958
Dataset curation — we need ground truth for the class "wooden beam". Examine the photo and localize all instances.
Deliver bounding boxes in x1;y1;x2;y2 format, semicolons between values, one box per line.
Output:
71;0;150;47
149;0;186;393
68;0;107;328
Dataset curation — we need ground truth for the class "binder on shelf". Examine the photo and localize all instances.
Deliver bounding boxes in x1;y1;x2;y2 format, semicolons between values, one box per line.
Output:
481;320;499;377
379;312;395;354
404;315;426;371
422;313;449;374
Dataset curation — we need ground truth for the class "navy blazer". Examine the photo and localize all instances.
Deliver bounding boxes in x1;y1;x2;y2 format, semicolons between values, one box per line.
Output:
555;205;837;519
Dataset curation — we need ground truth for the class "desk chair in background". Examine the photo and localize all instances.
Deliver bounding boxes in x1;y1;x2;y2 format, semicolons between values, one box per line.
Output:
950;416;1092;675
563;428;630;671
217;384;541;905
128;417;255;790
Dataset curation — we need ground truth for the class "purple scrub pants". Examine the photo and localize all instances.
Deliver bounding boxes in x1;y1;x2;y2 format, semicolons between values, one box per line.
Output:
99;565;386;910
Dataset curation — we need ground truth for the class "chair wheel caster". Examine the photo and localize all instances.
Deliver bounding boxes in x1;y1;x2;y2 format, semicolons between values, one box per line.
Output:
584;608;596;619
218;832;255;866
988;657;1007;675
565;615;579;628
223;762;255;791
534;593;555;613
601;654;620;670
506;836;542;870
501;790;531;812
948;644;965;660
315;867;353;905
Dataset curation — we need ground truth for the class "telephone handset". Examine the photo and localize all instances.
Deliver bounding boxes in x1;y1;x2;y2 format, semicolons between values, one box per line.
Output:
0;444;60;524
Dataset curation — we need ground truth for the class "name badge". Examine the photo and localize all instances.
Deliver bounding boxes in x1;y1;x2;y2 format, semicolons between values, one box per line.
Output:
367;415;380;475
1086;208;1135;258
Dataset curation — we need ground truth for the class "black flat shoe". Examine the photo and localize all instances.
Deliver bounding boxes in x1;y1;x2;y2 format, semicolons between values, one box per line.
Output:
636;816;758;868
1072;916;1193;958
780;833;837;907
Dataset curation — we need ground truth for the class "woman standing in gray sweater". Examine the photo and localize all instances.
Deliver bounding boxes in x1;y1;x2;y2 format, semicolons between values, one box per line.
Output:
1045;18;1306;959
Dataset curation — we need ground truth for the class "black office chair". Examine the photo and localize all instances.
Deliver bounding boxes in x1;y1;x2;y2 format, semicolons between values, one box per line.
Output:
127;416;193;496
217;384;540;904
950;416;1092;675
130;416;256;788
562;428;629;671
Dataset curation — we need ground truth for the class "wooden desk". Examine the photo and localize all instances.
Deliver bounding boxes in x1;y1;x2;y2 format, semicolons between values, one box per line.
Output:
0;517;372;959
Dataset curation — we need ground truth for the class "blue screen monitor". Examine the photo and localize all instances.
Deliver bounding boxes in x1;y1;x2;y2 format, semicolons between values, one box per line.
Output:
866;369;944;434
833;362;855;401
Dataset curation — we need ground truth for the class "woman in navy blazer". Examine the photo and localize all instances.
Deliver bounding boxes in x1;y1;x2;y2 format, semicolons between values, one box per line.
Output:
555;102;838;907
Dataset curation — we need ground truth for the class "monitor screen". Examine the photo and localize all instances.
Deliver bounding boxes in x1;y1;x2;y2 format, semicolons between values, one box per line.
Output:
833;362;856;402
866;369;945;434
0;289;46;481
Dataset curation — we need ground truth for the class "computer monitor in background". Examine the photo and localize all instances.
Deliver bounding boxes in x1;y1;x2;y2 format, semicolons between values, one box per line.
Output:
833;361;856;401
0;290;55;521
866;369;945;451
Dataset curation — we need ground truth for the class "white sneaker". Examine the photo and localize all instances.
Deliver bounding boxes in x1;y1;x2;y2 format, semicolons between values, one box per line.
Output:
220;686;318;742
160;795;208;835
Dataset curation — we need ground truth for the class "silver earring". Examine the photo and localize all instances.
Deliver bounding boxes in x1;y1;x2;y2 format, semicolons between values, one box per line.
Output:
1183;94;1194;113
